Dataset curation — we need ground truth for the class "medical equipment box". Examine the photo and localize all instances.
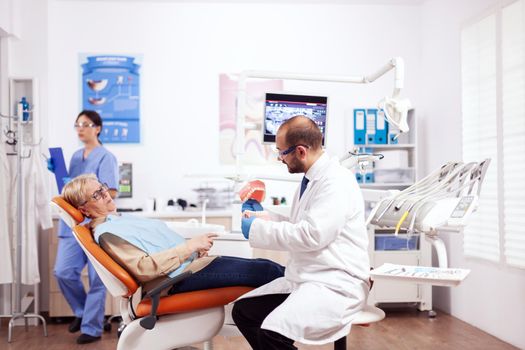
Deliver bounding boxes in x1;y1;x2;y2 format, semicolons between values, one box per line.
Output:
375;234;419;251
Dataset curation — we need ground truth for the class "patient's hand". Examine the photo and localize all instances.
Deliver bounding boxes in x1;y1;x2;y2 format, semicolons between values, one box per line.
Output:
243;210;271;221
187;233;218;255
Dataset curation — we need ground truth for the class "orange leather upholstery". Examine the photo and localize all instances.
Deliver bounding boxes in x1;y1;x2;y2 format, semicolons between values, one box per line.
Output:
136;286;254;317
73;225;140;297
51;196;85;224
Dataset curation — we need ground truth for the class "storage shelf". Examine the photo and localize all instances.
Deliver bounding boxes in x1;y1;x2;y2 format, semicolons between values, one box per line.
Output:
354;144;416;149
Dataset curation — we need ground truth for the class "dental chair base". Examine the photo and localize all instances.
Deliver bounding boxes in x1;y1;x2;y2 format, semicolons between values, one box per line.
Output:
51;196;255;350
117;307;224;350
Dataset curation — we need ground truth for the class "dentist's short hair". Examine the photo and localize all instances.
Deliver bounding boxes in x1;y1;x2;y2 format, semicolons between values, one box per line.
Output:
279;115;323;150
62;174;99;209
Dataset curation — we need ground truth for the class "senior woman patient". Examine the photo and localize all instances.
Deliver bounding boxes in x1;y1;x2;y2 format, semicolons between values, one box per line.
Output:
61;174;284;294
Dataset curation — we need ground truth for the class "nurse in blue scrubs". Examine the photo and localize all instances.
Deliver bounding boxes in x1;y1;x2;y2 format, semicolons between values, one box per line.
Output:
53;110;118;344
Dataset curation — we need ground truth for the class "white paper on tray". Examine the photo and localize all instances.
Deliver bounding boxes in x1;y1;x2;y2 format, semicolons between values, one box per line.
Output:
370;263;471;287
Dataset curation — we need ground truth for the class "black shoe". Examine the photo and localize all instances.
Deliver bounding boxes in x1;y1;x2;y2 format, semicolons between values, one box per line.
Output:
68;317;82;333
76;334;101;344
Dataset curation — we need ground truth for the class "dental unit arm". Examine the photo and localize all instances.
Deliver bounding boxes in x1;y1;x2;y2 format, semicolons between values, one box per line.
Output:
366;159;491;270
340;150;385;175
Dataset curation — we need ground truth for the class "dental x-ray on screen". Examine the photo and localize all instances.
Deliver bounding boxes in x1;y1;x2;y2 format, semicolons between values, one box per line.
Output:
263;92;327;144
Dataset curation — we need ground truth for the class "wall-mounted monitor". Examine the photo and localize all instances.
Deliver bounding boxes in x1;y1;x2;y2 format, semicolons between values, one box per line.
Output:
118;163;132;198
263;92;327;145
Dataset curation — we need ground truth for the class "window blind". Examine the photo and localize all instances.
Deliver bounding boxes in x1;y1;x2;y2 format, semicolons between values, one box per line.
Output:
502;0;525;268
461;14;500;262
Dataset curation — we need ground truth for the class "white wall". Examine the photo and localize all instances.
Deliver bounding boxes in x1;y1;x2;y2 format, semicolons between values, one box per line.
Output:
47;0;422;208
420;0;525;348
0;0;13;36
8;0;523;347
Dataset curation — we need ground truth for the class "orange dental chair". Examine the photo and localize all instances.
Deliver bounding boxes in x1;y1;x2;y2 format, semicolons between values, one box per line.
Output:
51;196;253;350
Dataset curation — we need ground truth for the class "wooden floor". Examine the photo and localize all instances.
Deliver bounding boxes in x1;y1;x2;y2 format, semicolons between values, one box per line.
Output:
0;308;517;350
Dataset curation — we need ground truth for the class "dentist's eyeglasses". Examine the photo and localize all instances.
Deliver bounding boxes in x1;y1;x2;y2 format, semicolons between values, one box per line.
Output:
275;144;309;159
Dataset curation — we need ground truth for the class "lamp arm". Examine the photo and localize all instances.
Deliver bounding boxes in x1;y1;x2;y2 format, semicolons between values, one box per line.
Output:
239;57;404;86
233;57;407;166
364;57;404;97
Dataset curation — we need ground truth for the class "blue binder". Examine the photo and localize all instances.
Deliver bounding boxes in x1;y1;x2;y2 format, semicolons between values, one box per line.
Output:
388;118;399;144
374;109;388;144
366;109;377;144
49;147;69;193
353;109;366;144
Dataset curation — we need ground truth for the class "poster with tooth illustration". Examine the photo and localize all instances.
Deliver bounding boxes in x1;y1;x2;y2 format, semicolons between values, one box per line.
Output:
80;54;141;143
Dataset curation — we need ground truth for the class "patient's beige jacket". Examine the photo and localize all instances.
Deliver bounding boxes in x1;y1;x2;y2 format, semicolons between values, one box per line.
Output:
98;232;217;294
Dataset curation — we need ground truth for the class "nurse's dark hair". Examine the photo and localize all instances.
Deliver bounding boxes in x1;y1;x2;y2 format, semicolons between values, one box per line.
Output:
76;110;103;140
279;115;323;150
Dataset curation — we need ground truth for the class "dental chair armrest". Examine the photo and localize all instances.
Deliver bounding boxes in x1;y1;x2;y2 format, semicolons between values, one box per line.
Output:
139;271;193;330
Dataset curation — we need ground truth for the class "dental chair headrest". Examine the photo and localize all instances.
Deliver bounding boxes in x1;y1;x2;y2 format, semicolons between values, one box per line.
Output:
51;197;85;228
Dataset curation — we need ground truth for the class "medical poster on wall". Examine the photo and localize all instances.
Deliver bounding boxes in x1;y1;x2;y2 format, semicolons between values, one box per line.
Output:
219;74;283;165
80;54;142;143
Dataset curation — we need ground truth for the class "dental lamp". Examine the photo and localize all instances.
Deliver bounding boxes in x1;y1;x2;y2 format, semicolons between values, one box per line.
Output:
229;57;411;232
234;57;411;168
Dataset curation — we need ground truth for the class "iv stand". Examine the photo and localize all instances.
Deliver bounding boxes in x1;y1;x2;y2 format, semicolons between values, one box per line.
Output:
0;104;48;343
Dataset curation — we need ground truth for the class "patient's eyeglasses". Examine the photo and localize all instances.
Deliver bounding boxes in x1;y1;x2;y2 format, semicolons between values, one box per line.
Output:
80;183;109;206
74;122;97;129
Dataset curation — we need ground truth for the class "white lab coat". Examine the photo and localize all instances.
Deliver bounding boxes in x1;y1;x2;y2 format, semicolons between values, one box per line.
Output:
0;141;13;284
20;150;53;284
240;153;370;345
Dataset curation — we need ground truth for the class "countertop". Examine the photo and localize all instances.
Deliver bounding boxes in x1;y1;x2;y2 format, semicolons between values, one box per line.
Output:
130;209;233;218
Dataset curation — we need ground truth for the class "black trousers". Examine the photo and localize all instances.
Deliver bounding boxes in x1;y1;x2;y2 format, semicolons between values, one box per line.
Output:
232;293;296;350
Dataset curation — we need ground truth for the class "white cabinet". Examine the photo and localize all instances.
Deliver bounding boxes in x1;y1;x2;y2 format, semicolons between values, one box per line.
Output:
367;226;432;311
372;251;419;302
352;110;433;311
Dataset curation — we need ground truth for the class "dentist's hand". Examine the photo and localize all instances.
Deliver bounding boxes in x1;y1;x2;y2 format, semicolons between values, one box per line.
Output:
187;233;218;254
241;217;255;239
243;210;270;221
242;199;263;212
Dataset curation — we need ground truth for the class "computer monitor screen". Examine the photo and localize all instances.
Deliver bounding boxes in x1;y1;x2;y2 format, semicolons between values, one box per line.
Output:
263;93;327;144
118;163;132;198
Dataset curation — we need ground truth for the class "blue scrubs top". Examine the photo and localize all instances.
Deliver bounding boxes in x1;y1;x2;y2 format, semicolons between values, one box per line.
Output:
58;146;119;237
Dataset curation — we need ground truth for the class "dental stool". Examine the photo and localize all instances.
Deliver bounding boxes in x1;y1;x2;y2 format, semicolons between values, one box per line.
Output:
334;303;385;350
51;197;254;350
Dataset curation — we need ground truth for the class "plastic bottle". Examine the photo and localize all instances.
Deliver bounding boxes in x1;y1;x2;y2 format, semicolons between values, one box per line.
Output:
20;97;30;121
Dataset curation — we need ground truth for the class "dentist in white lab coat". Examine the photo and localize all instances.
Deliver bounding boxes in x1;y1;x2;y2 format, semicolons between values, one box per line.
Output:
232;115;370;349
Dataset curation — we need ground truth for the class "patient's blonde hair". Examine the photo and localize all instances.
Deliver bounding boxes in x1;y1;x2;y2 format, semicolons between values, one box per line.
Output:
62;174;99;209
